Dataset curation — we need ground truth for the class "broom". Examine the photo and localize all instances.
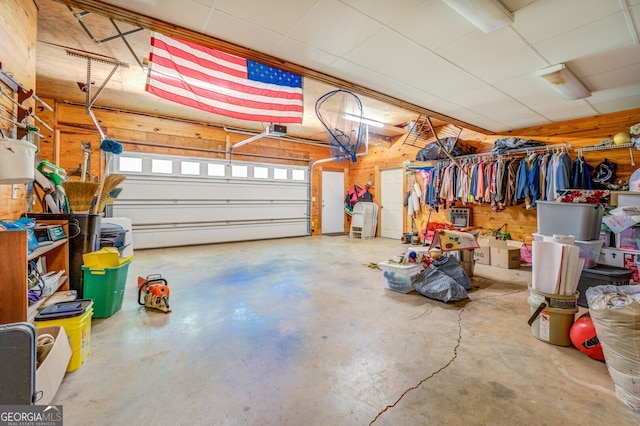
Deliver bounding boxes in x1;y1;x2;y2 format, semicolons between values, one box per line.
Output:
95;174;126;213
62;181;99;213
92;139;123;214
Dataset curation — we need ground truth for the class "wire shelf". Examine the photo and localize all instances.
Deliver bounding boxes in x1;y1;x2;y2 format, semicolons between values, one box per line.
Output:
577;142;636;166
406;142;572;169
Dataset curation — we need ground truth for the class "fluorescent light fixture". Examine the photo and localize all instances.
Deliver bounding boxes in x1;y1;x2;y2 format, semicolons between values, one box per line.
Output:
442;0;513;33
342;114;384;128
536;63;591;100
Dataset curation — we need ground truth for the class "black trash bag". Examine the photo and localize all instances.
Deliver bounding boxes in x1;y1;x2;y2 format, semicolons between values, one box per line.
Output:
411;265;469;303
430;255;471;290
415;137;476;161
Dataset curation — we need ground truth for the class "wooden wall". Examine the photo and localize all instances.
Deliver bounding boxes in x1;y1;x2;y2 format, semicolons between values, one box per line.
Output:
350;108;640;242
0;0;38;220
0;0;638;239
36;101;334;234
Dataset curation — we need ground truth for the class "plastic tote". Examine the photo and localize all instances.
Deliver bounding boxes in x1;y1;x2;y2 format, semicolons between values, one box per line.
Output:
82;260;131;318
0;138;37;184
34;300;93;372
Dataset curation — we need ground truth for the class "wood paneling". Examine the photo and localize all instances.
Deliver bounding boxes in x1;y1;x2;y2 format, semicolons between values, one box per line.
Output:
350;108;640;242
0;0;38;220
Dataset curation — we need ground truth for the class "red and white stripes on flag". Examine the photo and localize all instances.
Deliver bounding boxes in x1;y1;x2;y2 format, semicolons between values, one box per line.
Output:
146;33;303;124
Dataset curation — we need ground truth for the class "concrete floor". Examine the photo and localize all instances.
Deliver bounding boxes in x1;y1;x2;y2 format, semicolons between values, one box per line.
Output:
52;235;640;425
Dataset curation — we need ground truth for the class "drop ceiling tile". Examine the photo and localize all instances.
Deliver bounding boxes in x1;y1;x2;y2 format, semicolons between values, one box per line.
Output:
287;0;383;57
512;0;624;43
391;0;476;50
495;74;563;106
469;98;536;122
102;0;212;31
447;86;510;108
436;107;512;133
388;51;484;98
466;47;548;84
434;27;525;70
582;63;640;92
588;83;640;114
571;44;640;78
533;12;633;64
343;29;427;76
272;37;339;68
203;11;285;54
212;0;316;35
342;0;425;26
502;115;553;131
324;58;386;88
530;101;599;123
193;0;214;6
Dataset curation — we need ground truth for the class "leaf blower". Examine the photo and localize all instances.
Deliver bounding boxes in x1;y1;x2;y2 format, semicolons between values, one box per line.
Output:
137;274;171;313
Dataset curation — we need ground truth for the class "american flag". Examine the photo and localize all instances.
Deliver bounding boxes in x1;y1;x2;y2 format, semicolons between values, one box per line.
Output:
146;33;303;124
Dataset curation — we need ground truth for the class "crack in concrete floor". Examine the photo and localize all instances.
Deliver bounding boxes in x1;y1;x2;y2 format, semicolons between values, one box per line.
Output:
368;288;528;425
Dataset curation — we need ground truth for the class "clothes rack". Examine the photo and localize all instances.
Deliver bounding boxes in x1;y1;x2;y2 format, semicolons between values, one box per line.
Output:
406;143;572;170
576;142;636;167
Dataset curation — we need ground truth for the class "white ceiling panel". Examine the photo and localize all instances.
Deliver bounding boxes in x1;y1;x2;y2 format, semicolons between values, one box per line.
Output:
531;101;600;123
434;26;525;71
471;98;537;122
588;84;640;115
287;0;383;57
512;0;624;43
343;29;426;76
571;44;640;79
448;86;512;109
272;37;340;69
466;47;548;85
387;51;485;97
99;0;212;32
582;63;640;92
495;74;565;106
341;0;425;26
390;0;476;50
533;12;633;64
202;11;285;53
211;0;316;35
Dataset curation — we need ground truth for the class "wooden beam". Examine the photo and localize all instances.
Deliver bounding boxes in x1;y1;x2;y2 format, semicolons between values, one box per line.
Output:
52;0;492;135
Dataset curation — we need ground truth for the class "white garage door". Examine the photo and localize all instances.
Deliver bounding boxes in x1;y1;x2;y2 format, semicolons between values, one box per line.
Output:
110;152;310;249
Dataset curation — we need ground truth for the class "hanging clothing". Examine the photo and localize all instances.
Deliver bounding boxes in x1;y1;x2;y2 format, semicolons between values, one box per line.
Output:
573;156;594;190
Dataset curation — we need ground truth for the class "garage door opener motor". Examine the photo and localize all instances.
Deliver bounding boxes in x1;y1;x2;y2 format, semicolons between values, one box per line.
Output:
137;274;171;313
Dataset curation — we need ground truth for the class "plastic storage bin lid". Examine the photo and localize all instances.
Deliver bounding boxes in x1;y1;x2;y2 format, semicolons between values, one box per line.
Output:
34;299;92;321
581;264;634;277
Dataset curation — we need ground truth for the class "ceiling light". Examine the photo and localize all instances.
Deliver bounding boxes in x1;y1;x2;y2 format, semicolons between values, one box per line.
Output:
536;63;591;100
342;114;384;128
441;0;513;33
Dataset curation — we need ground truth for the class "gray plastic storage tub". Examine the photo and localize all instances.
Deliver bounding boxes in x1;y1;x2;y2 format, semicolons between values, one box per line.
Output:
577;265;633;307
537;201;604;241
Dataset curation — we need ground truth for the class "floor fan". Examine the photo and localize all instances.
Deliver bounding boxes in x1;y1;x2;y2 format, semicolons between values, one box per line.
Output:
315;90;367;162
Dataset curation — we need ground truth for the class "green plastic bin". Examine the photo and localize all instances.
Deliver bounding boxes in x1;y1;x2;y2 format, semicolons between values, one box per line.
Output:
81;261;131;318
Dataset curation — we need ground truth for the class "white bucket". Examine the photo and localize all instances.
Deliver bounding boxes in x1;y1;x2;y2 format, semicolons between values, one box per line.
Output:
0;138;37;184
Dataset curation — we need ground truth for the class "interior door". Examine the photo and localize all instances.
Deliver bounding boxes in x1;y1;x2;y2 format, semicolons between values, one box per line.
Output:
381;168;403;239
321;171;345;234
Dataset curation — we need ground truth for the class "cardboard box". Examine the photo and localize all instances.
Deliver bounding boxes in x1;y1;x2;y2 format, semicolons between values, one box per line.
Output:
35;326;72;405
474;237;491;265
489;240;521;269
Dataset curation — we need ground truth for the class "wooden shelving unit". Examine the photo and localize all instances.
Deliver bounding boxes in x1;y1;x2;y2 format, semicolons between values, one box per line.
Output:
0;219;69;324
